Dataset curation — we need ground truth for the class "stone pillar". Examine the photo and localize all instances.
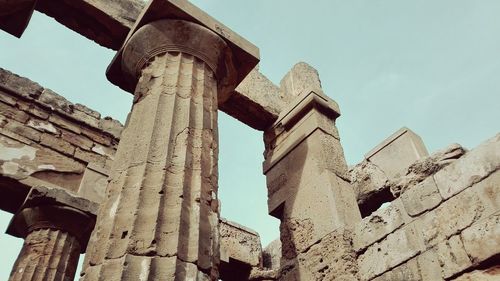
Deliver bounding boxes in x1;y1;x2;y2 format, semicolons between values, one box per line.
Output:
7;189;97;281
263;88;362;280
81;19;232;280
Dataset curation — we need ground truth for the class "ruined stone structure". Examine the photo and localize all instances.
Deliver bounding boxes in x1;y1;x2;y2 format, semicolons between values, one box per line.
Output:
1;0;499;280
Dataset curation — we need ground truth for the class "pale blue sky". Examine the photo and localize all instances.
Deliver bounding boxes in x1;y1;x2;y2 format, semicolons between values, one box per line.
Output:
1;1;499;279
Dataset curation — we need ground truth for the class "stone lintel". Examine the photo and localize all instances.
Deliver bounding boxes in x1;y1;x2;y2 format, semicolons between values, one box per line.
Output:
365;127;429;178
263;88;340;174
220;218;262;266
6;185;98;250
107;0;259;96
0;0;37;37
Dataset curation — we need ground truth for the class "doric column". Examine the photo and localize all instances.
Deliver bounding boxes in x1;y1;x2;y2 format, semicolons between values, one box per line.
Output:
7;186;97;281
81;19;234;280
263;88;362;280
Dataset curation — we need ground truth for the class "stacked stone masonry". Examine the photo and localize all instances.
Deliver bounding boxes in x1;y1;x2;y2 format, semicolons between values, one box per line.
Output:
1;0;499;279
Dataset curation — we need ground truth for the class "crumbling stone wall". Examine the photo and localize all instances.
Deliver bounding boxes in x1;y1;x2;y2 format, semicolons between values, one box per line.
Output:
0;67;122;212
351;134;500;281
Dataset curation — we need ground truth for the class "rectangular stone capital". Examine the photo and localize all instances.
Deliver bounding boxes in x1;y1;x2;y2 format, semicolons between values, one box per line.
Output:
0;0;37;37
107;0;259;94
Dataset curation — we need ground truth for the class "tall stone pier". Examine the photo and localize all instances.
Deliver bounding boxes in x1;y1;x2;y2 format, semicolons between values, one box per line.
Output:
263;88;362;280
80;1;258;280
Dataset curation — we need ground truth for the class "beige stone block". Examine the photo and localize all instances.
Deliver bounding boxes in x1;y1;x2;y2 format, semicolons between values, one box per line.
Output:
401;176;442;216
49;114;82;134
17;99;50;119
4;119;41;142
280;62;322;101
451;265;500;281
78;163;109;203
461;213;500;264
434;133;500;199
417;250;444;281
354;198;408;251
419;181;496;247
435;235;472;278
99;117;123;139
295;229;358;281
365;127;429;179
81;126;113;146
0;100;29;123
40;133;76;156
220;218;262;267
61;129;94;150
357;223;425;281
74;148;107;166
0;91;17;105
372;258;420;281
27;118;60;134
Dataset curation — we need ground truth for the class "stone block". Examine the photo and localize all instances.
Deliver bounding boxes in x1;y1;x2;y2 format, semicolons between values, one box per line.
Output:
435;235;472;278
75;148;107;166
81;127;113;146
401;176;442;216
4;119;41;142
461;213;500;264
435;133;500;199
293;229;358;281
17;99;50;119
49;114;82;134
220;218;262;267
357;223;425;281
61;129;94;150
40;133;76;156
417;250;444;281
0;0;37;37
0;91;17;105
78;163;109;203
349;160;389;206
99;117;123;139
27;118;59;134
372;258;420;281
365;127;429;179
0;100;29;123
452;265;500;281
419;176;498;247
354;199;408;251
279;62;322;102
262;239;281;270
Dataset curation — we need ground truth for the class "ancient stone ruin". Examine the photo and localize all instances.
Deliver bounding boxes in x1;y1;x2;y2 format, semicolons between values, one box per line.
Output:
1;0;499;280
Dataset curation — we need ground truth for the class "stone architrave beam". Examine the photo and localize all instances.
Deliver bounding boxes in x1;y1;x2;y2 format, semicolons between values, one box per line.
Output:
0;0;37;37
32;0;282;130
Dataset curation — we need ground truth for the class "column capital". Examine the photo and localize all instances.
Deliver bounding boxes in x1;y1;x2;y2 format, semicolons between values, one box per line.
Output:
106;0;260;103
7;185;98;251
120;19;229;90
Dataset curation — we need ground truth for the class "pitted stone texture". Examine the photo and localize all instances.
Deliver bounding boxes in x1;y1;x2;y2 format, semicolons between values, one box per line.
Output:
434;133;500;199
279;62;322;103
9;228;81;281
82;53;220;280
349;160;389;206
220;218;262;267
400;176;442;216
357;223;425;281
419;170;499;247
461;212;500;264
433;235;472;278
371;258;420;281
278;229;357;281
262;239;281;270
354;199;409;251
389;143;466;196
452;265;500;281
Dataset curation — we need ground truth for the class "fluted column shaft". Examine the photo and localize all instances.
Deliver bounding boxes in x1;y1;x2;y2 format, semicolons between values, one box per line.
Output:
82;20;225;281
9;228;81;281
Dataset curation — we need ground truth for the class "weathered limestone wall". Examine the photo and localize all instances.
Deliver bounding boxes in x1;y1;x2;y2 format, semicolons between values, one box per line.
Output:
0;67;121;213
351;133;500;281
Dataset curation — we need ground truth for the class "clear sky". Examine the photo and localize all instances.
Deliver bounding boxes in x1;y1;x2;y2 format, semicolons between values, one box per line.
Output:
1;1;499;279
